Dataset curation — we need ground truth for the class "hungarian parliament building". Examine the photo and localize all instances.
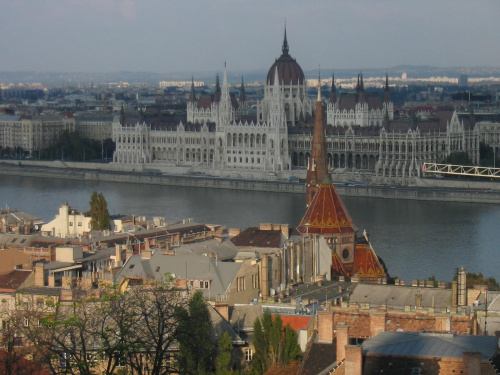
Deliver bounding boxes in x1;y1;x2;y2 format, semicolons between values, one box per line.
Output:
112;30;486;180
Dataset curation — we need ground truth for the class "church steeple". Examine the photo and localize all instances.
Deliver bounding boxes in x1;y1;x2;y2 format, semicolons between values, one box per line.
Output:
305;76;328;206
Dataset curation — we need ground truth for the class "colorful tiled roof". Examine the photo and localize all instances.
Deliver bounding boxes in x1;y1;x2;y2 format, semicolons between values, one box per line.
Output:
297;182;357;235
352;243;386;279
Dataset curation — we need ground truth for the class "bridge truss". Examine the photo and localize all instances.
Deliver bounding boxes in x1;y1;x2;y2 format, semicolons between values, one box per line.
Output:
421;163;500;179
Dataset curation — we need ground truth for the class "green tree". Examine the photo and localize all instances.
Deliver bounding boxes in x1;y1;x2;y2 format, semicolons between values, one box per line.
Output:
269;315;283;367
251;311;301;373
88;191;111;230
251;317;268;374
177;291;215;375
283;325;301;365
443;152;472;166
215;332;233;375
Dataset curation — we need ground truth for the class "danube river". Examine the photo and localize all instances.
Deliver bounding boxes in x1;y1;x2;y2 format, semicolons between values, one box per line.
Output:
1;175;499;283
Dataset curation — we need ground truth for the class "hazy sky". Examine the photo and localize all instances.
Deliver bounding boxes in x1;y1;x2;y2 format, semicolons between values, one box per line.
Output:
1;0;499;74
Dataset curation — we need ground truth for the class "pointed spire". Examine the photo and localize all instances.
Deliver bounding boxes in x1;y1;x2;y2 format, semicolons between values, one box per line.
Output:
358;72;366;103
282;24;289;56
317;66;322;103
306;75;328;206
384;72;391;103
330;71;337;104
223;63;228;88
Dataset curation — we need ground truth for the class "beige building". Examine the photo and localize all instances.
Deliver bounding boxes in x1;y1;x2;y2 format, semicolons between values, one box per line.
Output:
74;114;113;141
0;114;74;155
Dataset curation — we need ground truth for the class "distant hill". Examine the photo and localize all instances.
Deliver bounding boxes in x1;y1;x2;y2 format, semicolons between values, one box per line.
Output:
1;65;500;86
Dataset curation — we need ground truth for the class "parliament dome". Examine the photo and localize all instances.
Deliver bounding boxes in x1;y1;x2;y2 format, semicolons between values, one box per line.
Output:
266;29;305;86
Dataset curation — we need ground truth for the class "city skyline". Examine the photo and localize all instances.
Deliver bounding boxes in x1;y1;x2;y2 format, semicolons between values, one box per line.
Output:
1;0;499;74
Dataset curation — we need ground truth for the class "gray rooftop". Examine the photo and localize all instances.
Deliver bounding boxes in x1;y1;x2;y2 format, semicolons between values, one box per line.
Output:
115;250;242;300
349;283;452;309
0;115;21;122
363;331;497;359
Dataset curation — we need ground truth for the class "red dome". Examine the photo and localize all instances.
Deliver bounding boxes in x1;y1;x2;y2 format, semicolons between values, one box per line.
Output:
266;29;305;86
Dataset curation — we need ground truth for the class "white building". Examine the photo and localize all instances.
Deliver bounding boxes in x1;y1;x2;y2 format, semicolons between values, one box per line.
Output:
113;30;299;176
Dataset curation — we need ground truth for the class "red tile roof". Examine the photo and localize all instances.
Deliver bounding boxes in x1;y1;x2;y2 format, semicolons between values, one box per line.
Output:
297;183;357;235
352;243;386;279
275;314;312;333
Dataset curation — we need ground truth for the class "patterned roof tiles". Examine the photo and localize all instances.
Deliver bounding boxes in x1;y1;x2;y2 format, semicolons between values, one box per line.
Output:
297;183;357;235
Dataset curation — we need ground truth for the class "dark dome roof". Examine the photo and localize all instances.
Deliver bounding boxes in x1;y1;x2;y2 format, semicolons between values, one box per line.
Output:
266;29;305;86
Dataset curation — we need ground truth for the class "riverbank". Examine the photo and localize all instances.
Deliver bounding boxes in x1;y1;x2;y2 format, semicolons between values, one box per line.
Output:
1;160;499;204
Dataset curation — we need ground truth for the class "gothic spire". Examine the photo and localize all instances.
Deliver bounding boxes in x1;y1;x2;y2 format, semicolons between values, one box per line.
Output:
358;72;366;103
329;71;337;104
239;75;246;103
282;24;289;56
305;74;328;206
384;73;391;103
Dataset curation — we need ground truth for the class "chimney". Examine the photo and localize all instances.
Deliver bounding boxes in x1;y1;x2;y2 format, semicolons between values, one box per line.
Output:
228;228;241;237
214;302;229;321
115;244;122;265
370;312;386;338
345;345;362;375
35;263;45;287
452;281;458;307
141;249;152;259
336;323;349;361
317;311;334;343
463;351;481;375
259;223;272;231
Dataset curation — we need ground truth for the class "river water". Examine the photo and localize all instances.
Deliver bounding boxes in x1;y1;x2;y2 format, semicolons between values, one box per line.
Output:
1;175;499;283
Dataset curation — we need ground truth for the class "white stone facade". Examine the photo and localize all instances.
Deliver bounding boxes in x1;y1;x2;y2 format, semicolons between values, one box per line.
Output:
112;67;292;174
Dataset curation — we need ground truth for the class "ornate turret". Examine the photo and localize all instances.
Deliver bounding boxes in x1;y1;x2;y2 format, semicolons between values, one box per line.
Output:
305;77;328;206
329;72;337;105
266;26;305;86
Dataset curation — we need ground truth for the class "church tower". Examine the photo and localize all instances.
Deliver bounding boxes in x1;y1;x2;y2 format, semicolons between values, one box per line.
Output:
305;77;328;206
